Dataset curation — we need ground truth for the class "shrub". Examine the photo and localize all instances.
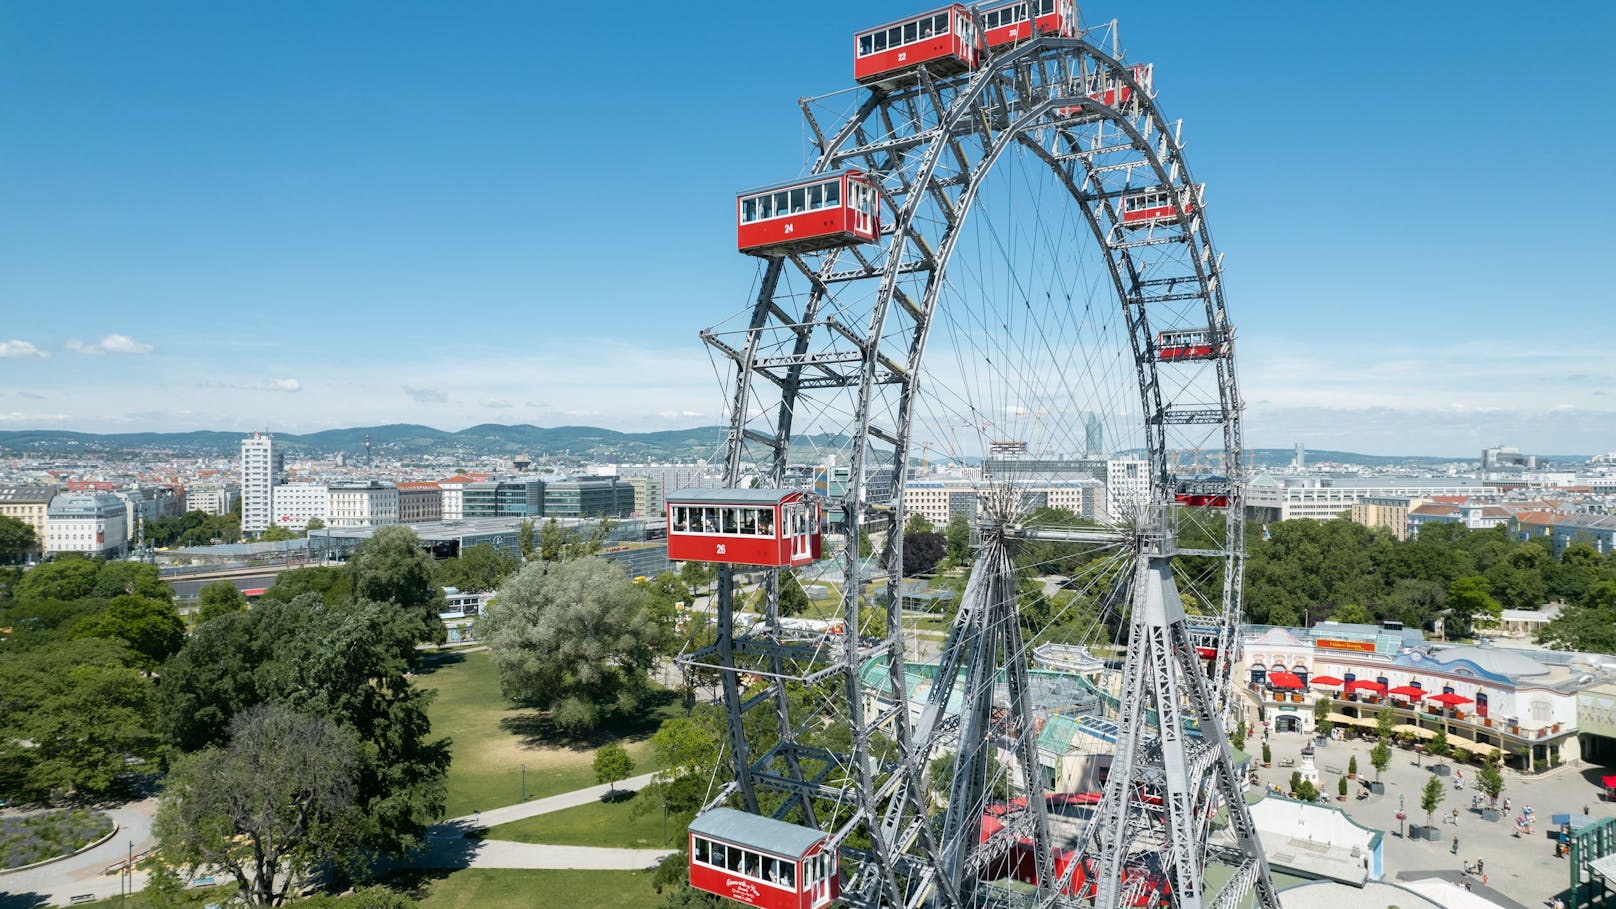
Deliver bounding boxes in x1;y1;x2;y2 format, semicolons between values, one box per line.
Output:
0;809;114;870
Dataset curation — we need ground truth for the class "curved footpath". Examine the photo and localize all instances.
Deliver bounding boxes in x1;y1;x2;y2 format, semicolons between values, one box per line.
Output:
2;776;672;907
0;801;157;907
416;771;674;871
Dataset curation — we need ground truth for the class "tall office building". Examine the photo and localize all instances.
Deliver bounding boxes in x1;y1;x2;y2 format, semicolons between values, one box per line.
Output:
240;432;284;535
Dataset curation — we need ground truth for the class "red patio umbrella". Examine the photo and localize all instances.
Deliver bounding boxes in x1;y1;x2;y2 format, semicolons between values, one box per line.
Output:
1267;671;1304;690
1427;692;1472;707
1388;685;1426;700
1346;680;1387;696
1310;675;1344;687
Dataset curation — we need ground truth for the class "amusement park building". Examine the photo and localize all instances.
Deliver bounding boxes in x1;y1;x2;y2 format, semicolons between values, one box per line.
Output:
857;654;1123;792
1237;624;1580;771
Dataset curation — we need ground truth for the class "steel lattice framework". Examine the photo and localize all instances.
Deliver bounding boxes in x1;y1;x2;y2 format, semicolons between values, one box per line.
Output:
682;20;1277;909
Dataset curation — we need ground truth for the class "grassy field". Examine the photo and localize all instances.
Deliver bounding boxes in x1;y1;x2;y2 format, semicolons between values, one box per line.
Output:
412;868;665;909
419;651;680;819
486;789;676;849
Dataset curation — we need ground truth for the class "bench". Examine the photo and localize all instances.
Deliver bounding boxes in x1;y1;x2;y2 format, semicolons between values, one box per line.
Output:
71;895;97;904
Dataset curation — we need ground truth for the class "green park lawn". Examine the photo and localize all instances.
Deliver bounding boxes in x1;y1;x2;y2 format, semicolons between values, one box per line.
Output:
413;868;664;909
418;651;679;820
486;789;678;849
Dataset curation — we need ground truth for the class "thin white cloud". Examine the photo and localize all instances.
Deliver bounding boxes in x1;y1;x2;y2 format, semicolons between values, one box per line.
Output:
0;340;48;359
197;378;302;393
479;397;512;409
66;333;154;355
0;411;73;423
404;386;448;403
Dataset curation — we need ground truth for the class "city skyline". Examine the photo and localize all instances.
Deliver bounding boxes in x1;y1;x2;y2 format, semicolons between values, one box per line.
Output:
2;2;1611;456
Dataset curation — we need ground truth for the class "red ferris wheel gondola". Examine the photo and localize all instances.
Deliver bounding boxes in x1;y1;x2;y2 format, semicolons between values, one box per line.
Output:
737;171;881;258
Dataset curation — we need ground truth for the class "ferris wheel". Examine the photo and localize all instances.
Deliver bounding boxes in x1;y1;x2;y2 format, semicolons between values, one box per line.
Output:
672;4;1277;909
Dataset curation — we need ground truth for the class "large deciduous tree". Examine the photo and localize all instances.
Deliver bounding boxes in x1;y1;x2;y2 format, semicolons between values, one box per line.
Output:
158;594;449;855
479;557;660;732
902;531;946;576
70;594;186;670
90;561;174;601
0;637;157;802
196;581;248;624
0;515;36;563
349;525;445;643
156;705;360;907
1538;581;1616;652
433;543;519;593
14;558;102;601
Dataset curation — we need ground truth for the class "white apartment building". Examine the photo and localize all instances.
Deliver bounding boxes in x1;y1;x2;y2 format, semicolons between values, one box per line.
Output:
905;477;1102;526
327;481;400;528
187;486;239;517
240;433;284;535
1245;476;1491;523
45;492;128;557
273;483;330;529
1100;459;1149;521
437;475;476;521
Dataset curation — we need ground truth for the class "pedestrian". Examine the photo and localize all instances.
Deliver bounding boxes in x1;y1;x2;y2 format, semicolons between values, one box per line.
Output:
1452;835;1459;854
1503;796;1511;812
1585;804;1591;816
1477;858;1484;875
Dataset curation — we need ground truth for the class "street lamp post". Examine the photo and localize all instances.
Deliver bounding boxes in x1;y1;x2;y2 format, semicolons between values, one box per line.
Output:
521;763;527;801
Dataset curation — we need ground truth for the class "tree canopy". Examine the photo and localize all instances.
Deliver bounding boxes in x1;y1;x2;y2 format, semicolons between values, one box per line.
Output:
1243;518;1616;636
0;515;36;563
158;594;449;854
156;704;361;907
0;637;158;802
349;525;445;643
433;543;519;593
196;580;249;624
70;593;186;670
478;557;661;732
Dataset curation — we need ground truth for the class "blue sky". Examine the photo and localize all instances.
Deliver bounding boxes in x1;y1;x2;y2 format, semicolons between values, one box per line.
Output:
2;1;1612;456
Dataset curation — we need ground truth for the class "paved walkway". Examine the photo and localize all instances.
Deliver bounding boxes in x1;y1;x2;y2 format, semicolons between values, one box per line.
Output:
0;800;157;907
1249;727;1607;909
440;772;659;830
410;771;673;872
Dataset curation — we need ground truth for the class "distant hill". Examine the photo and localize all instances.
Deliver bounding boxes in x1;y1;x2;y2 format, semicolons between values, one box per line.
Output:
0;424;733;462
0;425;1579;467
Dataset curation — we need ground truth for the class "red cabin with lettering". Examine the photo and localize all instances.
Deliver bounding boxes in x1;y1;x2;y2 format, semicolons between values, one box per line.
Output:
1155;328;1230;362
666;489;822;568
982;0;1076;48
738;171;881;258
689;807;838;909
855;6;980;86
1120;184;1202;229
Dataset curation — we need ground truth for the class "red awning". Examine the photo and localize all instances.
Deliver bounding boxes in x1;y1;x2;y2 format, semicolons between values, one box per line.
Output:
1427;692;1473;707
1388;686;1426;700
1309;675;1344;687
1267;671;1304;690
1602;775;1616;790
1346;680;1387;695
